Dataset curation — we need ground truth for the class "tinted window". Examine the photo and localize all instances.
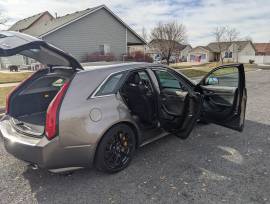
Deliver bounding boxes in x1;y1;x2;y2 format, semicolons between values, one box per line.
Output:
205;67;239;87
153;70;183;90
95;73;123;96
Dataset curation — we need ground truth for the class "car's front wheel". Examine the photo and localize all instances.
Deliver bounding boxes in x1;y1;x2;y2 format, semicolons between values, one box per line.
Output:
95;124;136;173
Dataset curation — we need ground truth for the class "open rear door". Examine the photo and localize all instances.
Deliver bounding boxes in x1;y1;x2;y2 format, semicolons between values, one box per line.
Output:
0;31;83;70
198;64;247;131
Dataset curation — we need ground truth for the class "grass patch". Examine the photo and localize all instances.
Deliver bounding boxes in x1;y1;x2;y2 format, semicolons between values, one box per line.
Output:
174;63;256;78
0;86;15;107
0;72;33;84
179;69;209;78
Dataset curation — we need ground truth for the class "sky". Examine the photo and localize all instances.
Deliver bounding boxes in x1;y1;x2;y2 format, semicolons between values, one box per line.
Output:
0;0;269;46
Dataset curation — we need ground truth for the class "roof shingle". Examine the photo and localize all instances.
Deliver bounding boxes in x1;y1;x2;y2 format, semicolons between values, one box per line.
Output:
22;6;101;37
8;11;50;32
254;43;270;55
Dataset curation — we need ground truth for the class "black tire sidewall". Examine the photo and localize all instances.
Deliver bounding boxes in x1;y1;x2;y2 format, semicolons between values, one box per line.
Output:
95;124;136;173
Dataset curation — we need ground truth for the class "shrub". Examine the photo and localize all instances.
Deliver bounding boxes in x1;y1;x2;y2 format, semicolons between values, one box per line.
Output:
125;51;153;63
86;52;116;62
249;59;254;64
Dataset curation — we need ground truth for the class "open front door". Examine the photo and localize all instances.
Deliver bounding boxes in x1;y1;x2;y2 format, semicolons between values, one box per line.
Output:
199;64;247;131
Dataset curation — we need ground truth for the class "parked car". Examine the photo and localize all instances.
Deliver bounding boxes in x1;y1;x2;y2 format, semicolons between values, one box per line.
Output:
19;64;31;70
0;31;247;173
8;65;19;72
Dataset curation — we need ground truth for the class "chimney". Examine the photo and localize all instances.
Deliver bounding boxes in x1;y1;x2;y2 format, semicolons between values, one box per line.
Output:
55;12;58;18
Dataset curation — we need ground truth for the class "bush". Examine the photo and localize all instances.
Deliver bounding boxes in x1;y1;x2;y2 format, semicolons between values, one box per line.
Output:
86;52;116;62
125;51;153;63
249;59;254;64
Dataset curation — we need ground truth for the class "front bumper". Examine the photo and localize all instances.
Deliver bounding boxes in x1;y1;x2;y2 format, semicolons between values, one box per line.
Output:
0;118;94;169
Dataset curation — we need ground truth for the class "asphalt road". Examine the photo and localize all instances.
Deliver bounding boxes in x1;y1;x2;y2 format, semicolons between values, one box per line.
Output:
0;69;270;204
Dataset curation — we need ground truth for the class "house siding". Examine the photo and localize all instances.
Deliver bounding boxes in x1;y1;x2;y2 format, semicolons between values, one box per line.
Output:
180;46;192;61
23;13;53;33
43;8;141;61
188;47;211;63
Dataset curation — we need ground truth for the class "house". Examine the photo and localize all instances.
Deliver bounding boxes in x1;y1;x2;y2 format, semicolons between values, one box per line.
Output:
0;11;54;69
147;39;192;62
188;41;256;63
252;43;270;64
1;5;146;69
254;43;270;56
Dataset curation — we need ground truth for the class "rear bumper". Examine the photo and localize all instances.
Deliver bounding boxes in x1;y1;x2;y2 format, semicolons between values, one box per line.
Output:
0;118;95;170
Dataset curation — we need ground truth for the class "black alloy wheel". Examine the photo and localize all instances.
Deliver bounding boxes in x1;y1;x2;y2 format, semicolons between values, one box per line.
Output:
95;124;136;173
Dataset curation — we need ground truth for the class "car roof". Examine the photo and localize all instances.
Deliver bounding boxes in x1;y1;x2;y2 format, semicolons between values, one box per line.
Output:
81;62;162;74
79;62;195;87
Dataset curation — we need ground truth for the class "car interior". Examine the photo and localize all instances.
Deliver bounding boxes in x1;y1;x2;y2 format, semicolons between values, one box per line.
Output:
120;69;191;132
8;68;75;136
120;71;157;127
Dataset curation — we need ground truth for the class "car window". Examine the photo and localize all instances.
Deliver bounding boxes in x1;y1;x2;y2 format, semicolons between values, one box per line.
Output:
153;70;183;91
95;73;124;96
204;67;239;87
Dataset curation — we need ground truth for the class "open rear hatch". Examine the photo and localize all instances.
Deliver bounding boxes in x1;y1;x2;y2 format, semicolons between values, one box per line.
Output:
0;31;83;137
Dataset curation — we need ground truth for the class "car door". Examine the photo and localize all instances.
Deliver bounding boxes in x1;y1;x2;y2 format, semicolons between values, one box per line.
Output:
151;68;202;137
198;64;247;131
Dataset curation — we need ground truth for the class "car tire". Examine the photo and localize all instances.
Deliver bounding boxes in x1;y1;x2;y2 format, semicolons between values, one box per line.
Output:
95;124;136;173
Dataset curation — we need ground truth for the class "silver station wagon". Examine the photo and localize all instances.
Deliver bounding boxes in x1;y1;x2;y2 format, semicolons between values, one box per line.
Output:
0;31;247;173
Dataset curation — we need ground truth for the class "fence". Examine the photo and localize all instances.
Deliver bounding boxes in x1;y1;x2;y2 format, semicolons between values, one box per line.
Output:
238;55;270;64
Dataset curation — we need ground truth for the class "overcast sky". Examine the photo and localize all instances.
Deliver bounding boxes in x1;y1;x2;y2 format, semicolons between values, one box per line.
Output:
0;0;269;46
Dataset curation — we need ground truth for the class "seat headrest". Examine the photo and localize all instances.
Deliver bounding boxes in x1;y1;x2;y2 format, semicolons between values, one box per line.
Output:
129;73;141;85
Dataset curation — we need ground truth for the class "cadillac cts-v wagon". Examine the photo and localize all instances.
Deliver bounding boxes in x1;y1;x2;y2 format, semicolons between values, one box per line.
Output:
0;31;247;173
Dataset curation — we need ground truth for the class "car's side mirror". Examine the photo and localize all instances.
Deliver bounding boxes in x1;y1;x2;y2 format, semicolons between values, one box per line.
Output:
205;76;219;85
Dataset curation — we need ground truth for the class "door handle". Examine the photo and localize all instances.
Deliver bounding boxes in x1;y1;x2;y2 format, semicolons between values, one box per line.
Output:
204;91;215;97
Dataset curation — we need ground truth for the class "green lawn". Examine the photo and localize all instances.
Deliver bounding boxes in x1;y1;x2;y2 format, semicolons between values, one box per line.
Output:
0;72;33;84
0;86;15;107
172;63;256;78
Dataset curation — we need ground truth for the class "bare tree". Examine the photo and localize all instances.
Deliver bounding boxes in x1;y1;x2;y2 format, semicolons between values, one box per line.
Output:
141;27;148;42
0;13;7;26
213;26;226;64
213;26;239;64
226;27;239;42
150;21;186;65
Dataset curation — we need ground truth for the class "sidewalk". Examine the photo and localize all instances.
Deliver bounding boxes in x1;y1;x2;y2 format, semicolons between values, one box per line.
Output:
0;82;19;88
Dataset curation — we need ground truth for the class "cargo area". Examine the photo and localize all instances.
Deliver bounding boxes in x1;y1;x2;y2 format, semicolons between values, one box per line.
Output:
8;68;75;137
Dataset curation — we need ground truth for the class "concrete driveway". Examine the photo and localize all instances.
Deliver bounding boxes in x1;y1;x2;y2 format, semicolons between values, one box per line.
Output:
0;69;269;204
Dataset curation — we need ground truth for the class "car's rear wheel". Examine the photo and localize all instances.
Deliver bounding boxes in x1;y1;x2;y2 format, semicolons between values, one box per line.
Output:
95;124;136;173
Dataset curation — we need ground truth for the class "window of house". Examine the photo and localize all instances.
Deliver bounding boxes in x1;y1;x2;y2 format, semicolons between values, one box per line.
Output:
225;51;232;58
99;44;110;55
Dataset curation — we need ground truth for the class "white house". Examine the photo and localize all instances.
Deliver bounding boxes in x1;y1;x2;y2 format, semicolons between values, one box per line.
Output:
188;41;256;63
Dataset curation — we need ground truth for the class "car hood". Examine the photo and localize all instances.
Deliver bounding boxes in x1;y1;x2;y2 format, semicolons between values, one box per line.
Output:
0;31;83;70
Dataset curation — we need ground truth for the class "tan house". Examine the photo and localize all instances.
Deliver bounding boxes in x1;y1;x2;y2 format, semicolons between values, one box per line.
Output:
188;41;255;63
147;39;192;62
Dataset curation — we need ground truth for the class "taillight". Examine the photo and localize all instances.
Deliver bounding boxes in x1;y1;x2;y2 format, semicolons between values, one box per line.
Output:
45;82;70;140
